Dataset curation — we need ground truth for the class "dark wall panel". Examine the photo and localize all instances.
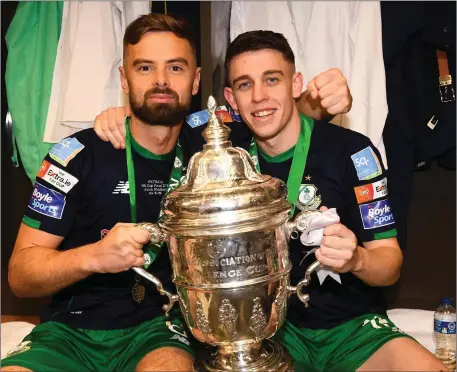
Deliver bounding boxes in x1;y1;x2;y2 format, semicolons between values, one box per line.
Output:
386;164;456;310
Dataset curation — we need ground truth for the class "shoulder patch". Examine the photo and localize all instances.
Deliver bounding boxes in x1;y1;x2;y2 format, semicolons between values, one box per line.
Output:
187;106;235;127
49;137;85;167
28;182;66;219
186;110;210;128
37;160;79;193
350;146;382;181
353;177;388;204
229;107;242;122
359;199;395;229
216;110;233;123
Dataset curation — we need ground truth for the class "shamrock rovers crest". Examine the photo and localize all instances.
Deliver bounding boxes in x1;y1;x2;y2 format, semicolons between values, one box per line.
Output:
5;340;32;358
297;184;321;211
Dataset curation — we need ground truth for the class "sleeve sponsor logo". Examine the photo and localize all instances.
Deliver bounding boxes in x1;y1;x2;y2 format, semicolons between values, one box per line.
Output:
216;110;233;123
350;146;382;181
229;107;242;122
186;106;231;127
49;137;85;167
359;199;395;229
186;110;210;128
37;160;79;193
354;177;388;204
28;182;66;219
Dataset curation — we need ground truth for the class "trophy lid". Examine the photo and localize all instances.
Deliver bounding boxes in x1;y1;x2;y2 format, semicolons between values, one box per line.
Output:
159;96;292;236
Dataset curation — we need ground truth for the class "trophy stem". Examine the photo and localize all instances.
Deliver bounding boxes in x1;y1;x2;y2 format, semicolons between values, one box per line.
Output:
194;340;294;372
216;341;263;368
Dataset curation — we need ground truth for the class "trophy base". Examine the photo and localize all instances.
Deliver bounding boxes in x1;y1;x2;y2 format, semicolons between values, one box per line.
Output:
193;339;294;372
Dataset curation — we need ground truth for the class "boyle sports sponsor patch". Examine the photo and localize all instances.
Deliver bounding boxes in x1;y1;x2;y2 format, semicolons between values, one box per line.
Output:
49;137;85;167
28;182;66;219
350;146;382;181
359;199;395;229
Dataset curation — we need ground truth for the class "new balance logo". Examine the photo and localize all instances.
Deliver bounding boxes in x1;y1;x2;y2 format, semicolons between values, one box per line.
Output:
170;334;190;346
362;315;403;333
112;181;129;194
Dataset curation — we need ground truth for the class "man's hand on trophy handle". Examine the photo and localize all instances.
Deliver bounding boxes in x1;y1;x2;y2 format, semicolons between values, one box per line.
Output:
286;210;322;240
135;222;167;244
132;223;177;316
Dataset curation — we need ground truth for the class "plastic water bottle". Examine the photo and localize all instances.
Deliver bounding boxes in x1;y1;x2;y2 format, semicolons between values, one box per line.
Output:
434;297;456;370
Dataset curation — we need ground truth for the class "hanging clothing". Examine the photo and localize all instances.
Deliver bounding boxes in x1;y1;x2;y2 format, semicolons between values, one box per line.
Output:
211;1;232;103
229;1;389;167
381;1;456;249
43;1;150;144
5;1;64;182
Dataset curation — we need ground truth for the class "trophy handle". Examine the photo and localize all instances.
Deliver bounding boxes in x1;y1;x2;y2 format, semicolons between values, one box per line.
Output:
287;260;321;307
286;210;322;240
286;210;323;307
133;223;178;317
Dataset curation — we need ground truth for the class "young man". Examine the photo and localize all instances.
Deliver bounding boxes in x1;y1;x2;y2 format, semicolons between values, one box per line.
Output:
220;31;446;372
2;14;201;372
93;31;446;371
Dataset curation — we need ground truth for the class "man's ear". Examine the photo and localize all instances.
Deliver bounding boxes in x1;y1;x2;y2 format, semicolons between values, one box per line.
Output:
120;66;129;95
224;86;238;111
292;71;304;99
192;67;201;96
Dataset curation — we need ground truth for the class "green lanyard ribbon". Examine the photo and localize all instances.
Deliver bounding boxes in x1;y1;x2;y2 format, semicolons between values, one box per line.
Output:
249;115;314;217
125;117;183;269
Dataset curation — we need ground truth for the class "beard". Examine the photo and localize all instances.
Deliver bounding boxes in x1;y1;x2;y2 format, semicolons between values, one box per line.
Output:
129;87;191;127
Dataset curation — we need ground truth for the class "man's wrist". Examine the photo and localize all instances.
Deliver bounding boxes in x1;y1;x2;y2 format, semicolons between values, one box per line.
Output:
75;243;99;274
297;91;338;121
351;246;365;273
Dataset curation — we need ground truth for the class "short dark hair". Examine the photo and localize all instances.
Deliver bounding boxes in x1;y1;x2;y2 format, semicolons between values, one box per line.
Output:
224;30;295;86
123;13;197;58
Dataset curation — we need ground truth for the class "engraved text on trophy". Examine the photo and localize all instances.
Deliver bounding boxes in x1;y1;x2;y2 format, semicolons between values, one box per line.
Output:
187;232;278;283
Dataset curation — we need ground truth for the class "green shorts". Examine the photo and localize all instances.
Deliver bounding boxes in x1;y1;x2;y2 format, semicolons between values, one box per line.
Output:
272;313;416;372
1;311;196;371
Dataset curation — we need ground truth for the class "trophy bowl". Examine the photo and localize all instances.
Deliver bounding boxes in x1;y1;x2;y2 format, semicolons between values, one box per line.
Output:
132;96;321;371
170;229;292;371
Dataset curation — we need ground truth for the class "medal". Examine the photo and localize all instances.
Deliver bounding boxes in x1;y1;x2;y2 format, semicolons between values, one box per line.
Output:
132;275;145;303
125;118;183;303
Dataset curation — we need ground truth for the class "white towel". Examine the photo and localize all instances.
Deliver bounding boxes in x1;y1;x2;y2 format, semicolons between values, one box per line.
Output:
299;208;340;246
298;208;342;284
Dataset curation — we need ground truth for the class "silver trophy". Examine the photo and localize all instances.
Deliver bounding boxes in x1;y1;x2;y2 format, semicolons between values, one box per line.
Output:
133;96;321;371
